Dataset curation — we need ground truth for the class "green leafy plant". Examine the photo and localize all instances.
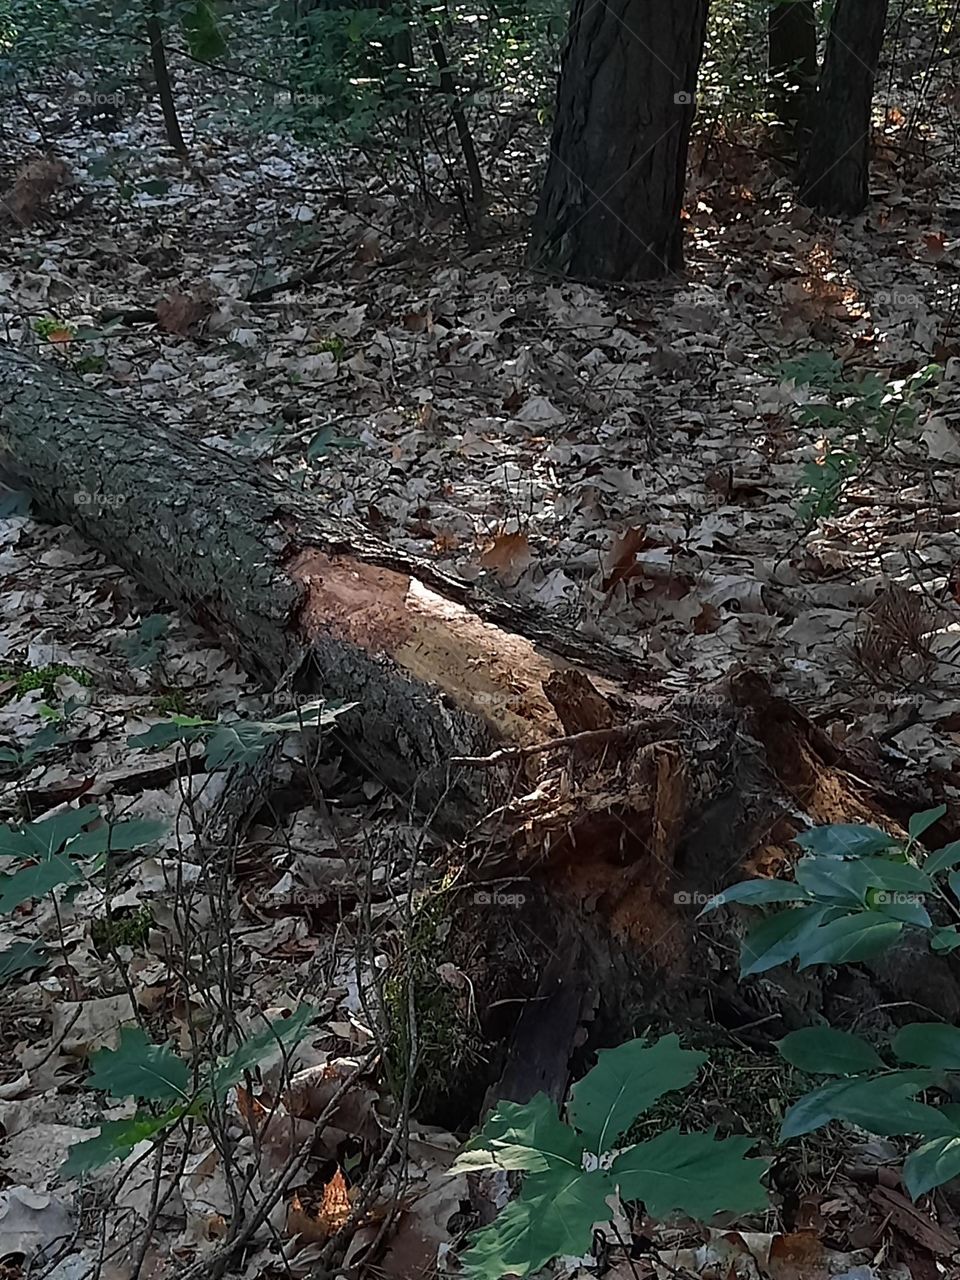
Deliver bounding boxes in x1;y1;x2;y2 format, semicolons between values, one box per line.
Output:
776;1023;960;1198
65;1005;314;1175
779;354;942;518
702;805;960;976
32;316;76;342
121;613;171;669
307;424;363;463
128;699;357;771
0;807;168;914
0;661;92;703
451;1035;769;1279
0;720;68;776
91;904;153;952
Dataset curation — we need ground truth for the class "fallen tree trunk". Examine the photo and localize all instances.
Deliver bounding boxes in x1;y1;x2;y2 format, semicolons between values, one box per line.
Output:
3;345;959;1098
0;345;651;832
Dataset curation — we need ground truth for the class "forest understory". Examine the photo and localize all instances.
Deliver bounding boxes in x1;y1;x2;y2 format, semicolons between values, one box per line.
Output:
4;8;960;1279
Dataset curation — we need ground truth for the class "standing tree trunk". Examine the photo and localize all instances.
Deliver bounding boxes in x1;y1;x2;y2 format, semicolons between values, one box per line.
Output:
800;0;889;215
146;0;188;156
767;0;818;138
528;0;708;281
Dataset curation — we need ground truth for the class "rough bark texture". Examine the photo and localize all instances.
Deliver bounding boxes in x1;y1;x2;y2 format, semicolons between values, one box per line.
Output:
528;0;708;281
800;0;889;215
0;346;644;833
3;345;959;1090
767;0;818;135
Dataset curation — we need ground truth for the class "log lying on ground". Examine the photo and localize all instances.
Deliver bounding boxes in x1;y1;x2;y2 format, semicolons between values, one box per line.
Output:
3;345;959;1073
0;345;652;831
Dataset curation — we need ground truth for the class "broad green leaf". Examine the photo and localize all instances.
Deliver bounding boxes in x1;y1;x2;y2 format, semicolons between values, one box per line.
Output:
258;701;358;732
460;1166;613;1280
950;870;960;903
739;905;837;977
211;1004;314;1099
203;722;272;770
893;1023;960;1070
611;1129;768;1218
781;1071;948;1140
0;822;35;858
0;940;48;984
87;1027;189;1102
794;824;899;858
909;805;946;841
777;1027;885;1075
127;717;209;752
925;842;960;877
63;1107;184;1176
931;927;960;954
794;857;874;904
24;807;98;858
697;879;812;916
568;1035;705;1154
65;818;168;858
867;893;931;928
857;859;932;895
307;427;363;462
453;1093;582;1175
796;912;902;969
204;704;357;771
0;856;85;913
904;1134;960;1199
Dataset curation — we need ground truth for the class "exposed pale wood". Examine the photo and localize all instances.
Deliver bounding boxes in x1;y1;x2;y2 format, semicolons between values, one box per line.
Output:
0;346;646;831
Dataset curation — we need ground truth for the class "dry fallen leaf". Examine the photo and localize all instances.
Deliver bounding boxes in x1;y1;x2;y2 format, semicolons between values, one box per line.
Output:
156;291;210;335
286;1169;351;1245
479;531;532;583
602;526;648;592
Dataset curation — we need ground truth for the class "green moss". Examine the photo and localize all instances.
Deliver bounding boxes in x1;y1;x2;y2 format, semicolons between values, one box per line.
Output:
315;334;346;360
0;663;92;704
383;887;484;1118
624;1041;812;1149
152;689;191;716
33;317;76;340
91;905;153;952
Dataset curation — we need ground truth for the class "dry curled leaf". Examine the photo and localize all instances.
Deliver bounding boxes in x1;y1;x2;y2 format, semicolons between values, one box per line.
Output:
287;1169;351;1245
479;530;532;582
3;157;71;227
156;291;210;335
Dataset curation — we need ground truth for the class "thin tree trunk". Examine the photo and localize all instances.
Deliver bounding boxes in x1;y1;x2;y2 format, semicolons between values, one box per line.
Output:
800;0;889;214
426;21;484;211
528;0;708;281
146;0;188;156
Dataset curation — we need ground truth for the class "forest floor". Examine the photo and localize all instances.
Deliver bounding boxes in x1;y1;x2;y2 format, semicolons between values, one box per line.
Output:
3;43;960;1280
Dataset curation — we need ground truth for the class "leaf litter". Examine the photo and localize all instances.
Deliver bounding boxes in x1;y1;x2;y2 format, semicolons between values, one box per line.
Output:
2;35;960;1280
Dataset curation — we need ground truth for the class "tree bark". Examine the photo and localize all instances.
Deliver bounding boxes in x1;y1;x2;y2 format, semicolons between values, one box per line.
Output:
767;0;818;137
3;345;959;1070
146;1;188;157
0;347;646;833
528;0;708;281
799;0;889;215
